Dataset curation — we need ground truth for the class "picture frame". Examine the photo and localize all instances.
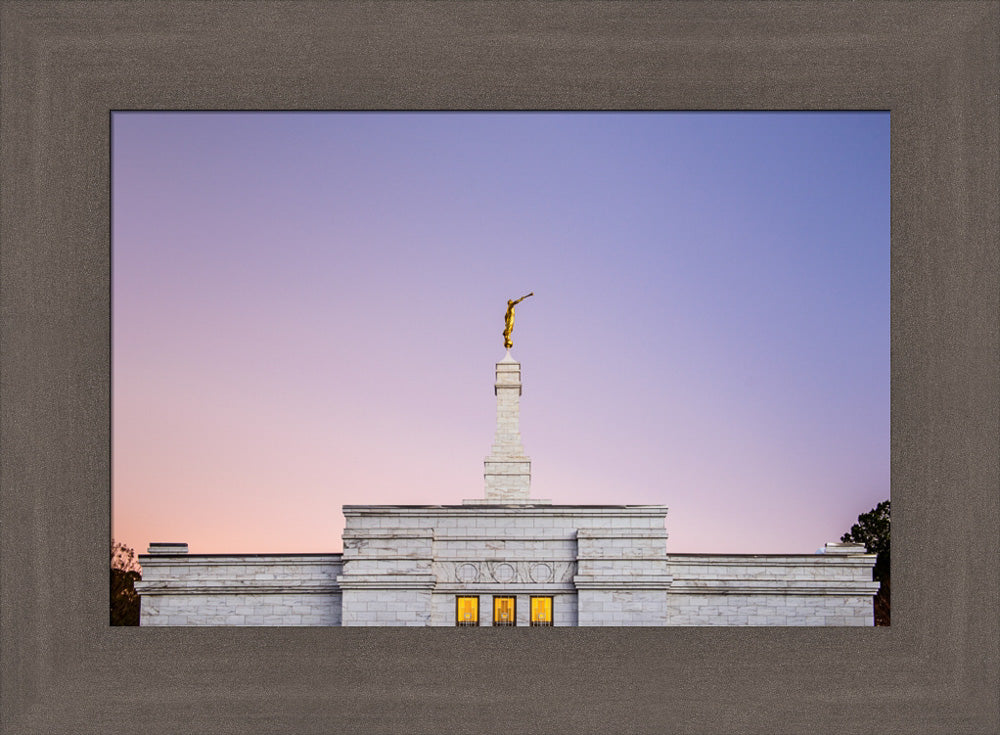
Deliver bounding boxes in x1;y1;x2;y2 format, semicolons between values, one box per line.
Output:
1;2;996;732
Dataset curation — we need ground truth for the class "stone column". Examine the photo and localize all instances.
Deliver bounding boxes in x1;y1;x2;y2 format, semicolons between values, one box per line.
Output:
483;350;531;502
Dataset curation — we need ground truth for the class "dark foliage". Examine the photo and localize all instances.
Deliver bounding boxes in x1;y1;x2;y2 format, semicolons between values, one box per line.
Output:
111;541;142;626
841;500;890;625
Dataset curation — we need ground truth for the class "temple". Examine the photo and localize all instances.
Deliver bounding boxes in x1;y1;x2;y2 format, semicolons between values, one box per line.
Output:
135;351;878;626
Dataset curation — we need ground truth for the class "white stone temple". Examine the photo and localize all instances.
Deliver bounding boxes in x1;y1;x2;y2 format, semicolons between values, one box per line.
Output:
136;349;879;626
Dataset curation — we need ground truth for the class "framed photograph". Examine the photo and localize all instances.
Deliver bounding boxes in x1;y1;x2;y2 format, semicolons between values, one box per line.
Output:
1;2;996;733
112;109;888;630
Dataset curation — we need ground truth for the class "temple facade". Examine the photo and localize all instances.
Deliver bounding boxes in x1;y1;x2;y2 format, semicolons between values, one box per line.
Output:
135;352;879;626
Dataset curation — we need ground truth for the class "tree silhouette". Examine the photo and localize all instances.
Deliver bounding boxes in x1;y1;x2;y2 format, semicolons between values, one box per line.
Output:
111;540;142;626
841;500;890;625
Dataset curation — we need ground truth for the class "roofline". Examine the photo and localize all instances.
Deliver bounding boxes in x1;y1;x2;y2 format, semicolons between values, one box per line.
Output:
341;504;669;511
666;552;873;558
138;552;343;560
136;552;870;560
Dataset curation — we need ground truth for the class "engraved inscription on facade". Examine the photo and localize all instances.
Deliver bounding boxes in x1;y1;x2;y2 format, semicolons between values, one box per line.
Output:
436;560;577;585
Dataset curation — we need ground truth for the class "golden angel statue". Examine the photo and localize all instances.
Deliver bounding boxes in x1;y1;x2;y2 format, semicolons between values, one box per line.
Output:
503;292;533;349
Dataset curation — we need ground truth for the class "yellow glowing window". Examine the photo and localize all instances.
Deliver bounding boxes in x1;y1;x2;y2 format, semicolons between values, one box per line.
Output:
493;596;516;626
530;596;553;626
456;596;479;626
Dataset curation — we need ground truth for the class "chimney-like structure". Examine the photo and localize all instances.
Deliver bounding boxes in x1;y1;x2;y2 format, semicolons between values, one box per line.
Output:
464;350;550;505
483;350;531;501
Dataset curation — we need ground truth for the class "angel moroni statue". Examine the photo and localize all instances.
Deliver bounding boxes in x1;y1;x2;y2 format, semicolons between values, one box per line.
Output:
502;292;533;349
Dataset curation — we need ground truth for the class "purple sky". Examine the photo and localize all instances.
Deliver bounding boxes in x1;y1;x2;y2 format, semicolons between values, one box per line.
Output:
112;111;888;555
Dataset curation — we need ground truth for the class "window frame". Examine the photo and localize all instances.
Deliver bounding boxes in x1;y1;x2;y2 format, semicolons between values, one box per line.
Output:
530;595;554;626
455;595;480;627
492;595;517;627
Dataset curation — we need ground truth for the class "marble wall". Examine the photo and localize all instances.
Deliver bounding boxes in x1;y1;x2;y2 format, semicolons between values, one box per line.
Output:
135;552;342;626
135;512;878;626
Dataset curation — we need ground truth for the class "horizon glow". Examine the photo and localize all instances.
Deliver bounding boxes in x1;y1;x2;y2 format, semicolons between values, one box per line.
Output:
112;111;889;556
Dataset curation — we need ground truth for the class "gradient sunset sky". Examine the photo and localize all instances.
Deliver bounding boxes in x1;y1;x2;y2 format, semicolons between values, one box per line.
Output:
112;111;888;556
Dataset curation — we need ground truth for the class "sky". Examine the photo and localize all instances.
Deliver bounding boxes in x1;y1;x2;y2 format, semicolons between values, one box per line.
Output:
112;111;889;556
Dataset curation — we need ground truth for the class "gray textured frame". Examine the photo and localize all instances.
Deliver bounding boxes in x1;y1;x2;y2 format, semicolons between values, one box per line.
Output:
1;1;997;733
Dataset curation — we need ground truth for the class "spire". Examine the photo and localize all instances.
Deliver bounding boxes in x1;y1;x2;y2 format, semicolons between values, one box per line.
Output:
463;350;549;505
462;294;548;505
482;350;531;502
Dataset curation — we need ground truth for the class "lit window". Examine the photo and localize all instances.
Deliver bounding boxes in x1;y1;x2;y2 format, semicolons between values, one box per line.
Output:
493;596;516;626
456;596;479;626
530;596;553;626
